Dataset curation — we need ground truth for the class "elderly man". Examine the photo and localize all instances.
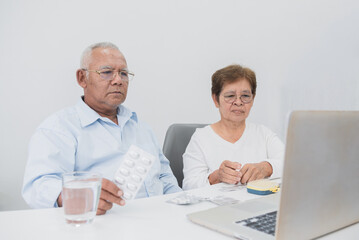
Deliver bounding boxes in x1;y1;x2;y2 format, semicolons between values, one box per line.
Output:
22;42;181;215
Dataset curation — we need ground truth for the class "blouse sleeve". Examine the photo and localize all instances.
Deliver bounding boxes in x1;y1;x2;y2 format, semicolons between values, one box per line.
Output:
263;127;285;179
182;131;212;190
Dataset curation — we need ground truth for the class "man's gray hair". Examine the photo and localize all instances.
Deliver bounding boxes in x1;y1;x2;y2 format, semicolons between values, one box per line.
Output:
80;42;121;69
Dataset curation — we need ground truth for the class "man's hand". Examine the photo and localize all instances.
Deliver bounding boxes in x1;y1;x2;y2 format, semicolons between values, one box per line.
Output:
209;160;242;185
239;161;273;184
97;178;125;215
57;193;63;207
57;178;125;215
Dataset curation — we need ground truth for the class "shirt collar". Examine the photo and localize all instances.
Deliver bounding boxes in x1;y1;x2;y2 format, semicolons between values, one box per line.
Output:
76;97;138;128
117;104;138;127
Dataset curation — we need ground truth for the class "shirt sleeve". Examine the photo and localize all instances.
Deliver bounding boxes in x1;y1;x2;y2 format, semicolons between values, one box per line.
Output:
158;150;182;194
139;123;182;195
182;131;211;190
262;126;285;179
22;128;77;208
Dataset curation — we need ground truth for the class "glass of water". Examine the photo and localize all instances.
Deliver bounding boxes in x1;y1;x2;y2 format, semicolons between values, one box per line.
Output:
62;172;102;226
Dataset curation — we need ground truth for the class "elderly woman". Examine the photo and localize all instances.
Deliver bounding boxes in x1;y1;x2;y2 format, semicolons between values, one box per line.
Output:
182;64;284;190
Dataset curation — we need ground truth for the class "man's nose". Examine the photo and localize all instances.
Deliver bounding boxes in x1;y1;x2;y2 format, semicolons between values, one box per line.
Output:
112;72;125;84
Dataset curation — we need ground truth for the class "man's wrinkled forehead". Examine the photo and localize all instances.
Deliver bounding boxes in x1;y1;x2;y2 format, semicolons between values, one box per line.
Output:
88;47;127;68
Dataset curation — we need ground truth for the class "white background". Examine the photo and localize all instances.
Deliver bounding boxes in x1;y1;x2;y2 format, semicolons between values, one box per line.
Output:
0;0;358;211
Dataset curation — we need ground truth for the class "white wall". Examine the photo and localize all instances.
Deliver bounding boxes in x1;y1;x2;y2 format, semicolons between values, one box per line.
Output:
0;0;358;211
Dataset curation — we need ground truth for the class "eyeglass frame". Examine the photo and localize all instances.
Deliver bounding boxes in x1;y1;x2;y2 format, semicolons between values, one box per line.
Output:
82;68;135;82
221;91;254;104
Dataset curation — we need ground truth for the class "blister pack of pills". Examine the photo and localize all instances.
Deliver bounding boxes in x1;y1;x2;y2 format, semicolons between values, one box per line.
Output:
114;145;155;200
166;193;202;205
167;192;240;206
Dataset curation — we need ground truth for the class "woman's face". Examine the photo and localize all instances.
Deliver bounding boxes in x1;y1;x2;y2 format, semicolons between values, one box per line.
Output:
212;78;254;124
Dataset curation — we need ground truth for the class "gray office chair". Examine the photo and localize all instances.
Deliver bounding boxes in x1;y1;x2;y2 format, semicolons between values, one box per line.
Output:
163;123;207;188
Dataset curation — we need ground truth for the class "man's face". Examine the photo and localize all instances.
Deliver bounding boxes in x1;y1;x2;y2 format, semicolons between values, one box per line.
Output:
78;47;129;115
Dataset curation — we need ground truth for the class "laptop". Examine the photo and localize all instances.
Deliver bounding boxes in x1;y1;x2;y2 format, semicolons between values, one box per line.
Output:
187;111;359;240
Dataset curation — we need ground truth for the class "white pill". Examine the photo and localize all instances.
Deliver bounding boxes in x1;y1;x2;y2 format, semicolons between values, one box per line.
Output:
136;166;147;174
141;157;152;166
131;174;142;182
115;176;125;185
120;168;130;176
127;183;137;191
129;151;140;159
123;192;132;200
125;159;135;168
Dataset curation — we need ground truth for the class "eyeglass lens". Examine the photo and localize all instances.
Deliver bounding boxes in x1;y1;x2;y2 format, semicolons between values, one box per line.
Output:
223;93;252;104
99;70;132;81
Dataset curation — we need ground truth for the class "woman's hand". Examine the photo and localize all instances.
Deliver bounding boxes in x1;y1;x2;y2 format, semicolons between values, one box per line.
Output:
239;161;273;184
208;160;242;185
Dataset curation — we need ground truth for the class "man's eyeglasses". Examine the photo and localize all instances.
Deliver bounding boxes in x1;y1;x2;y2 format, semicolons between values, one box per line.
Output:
82;68;134;82
222;92;253;104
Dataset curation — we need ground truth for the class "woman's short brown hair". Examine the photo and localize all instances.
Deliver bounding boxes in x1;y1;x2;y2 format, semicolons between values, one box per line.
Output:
211;64;257;101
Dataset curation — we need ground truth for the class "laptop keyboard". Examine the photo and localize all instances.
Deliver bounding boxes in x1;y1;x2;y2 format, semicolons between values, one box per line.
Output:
235;211;277;236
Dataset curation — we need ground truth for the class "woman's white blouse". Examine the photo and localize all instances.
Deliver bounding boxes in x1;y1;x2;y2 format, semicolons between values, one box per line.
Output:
182;123;284;190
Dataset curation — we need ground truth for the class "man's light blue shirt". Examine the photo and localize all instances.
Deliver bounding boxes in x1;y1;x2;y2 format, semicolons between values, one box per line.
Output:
22;98;181;208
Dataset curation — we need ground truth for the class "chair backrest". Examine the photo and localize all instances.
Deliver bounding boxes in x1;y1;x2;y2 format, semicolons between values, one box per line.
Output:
163;123;207;188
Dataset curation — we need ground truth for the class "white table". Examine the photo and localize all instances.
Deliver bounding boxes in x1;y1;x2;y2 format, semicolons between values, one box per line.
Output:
1;183;358;240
